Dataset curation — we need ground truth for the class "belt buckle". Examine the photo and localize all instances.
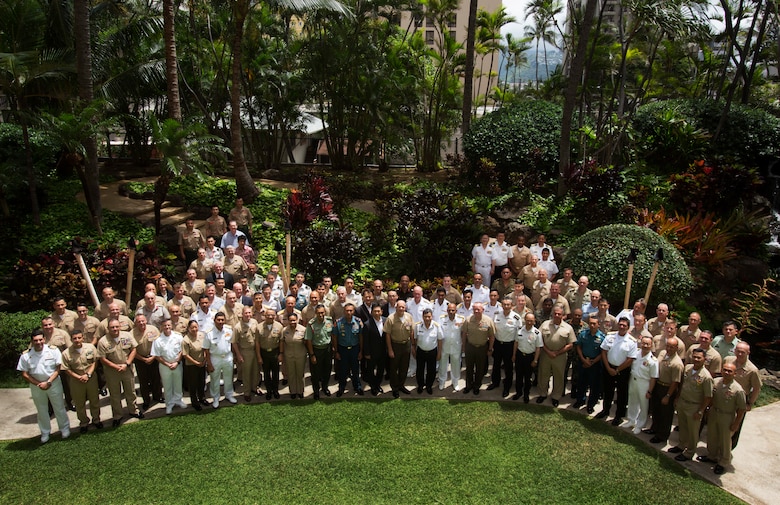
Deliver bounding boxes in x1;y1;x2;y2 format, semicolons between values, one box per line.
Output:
266;348;273;352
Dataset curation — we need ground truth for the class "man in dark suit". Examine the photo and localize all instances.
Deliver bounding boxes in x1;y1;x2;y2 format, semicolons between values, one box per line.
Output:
363;303;387;395
356;289;374;323
206;261;234;287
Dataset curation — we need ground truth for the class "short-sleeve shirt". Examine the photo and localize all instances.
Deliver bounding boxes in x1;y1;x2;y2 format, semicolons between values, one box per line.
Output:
516;326;543;355
712;335;740;360
724;356;762;402
17;346;62;382
61;343;98;375
678;364;714;403
601;332;638;367
415;321;443;352
204;325;234;357
439;315;465;353
334;316;363;348
385;312;414;344
305;317;333;347
232;319;258;350
182;332;206;365
711;378;746;414
575;328;605;359
257;321;284;351
657;350;684;385
494;310;522;343
630;351;659;381
97;332;138;365
463;316;495;347
151;332;184;362
539;320;576;352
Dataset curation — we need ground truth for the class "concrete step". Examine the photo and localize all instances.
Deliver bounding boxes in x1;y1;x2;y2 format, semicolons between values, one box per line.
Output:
136;207;194;227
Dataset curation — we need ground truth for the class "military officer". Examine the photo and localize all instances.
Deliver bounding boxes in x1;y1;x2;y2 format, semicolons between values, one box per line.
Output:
257;308;284;400
151;320;187;414
536;304;576;407
699;362;746;475
669;348;713;461
203;312;237;407
385;300;415;398
305;304;334;399
461;303;495;396
61;330;102;432
512;313;542;403
97;319;143;426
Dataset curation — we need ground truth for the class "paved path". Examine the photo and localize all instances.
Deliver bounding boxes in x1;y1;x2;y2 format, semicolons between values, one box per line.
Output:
0;379;777;504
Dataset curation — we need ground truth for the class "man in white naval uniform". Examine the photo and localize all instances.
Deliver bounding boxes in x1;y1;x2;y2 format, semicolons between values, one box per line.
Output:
438;303;465;391
203;312;238;408
152;320;187;414
17;331;71;443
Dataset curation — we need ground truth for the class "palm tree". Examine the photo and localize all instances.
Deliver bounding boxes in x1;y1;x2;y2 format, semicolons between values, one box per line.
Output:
524;0;559;88
149;116;231;234
461;0;479;134
476;7;515;114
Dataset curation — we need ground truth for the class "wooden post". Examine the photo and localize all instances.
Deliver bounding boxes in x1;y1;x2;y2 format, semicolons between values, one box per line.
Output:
125;238;137;309
623;248;638;311
285;232;292;288
74;247;100;307
643;248;664;305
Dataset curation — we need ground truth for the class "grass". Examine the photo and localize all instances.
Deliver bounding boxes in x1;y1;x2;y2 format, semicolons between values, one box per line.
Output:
0;369;25;389
0;400;741;505
754;383;780;408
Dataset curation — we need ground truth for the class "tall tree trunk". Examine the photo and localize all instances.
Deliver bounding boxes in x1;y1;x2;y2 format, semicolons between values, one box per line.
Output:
74;0;102;234
230;0;260;202
19;105;41;225
461;0;478;135
557;0;598;197
164;0;182;122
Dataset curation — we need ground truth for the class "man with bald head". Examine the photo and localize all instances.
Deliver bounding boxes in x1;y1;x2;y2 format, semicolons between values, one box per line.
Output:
461;302;496;396
647;303;669;337
581;289;600;317
385;299;414;398
724;341;762;449
678;312;702;350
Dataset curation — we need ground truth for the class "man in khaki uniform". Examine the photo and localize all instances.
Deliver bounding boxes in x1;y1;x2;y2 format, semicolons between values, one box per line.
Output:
256;308;284;400
629;314;653;342
74;304;100;344
96;303;134;339
677;312;702;350
300;291;325;326
189;249;213;280
531;269;551;307
204;206;227;241
699;362;746;474
229;197;253;240
537;304;576;406
669;348;713;461
223;245;248;279
652;320;685;358
183;269;207;298
385;300;414;398
462;303;496;396
221;291;242;328
521;255;540;293
685;330;722;376
97;319;143;426
132;314;162;411
564;275;590;314
536;282;570;315
438;275;463;305
168;283;196;319
50;297;77;334
556;268;579;298
232;306;261;402
509;235;531;277
594;298;618;334
725;341;762;448
646;303;669;337
61;330;102;432
94;287;127;321
647;337;684;444
179;219;205;265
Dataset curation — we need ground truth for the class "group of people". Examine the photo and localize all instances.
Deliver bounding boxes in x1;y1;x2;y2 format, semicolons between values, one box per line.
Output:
17;229;762;477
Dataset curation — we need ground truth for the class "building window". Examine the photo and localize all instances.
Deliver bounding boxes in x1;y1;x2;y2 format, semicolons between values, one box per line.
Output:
448;14;456;28
425;30;434;44
426;17;434;27
449;30;456;40
414;15;423;28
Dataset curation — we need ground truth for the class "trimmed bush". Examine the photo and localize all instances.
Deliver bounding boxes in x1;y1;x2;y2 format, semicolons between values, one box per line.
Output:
0;310;49;369
562;224;693;309
462;100;564;183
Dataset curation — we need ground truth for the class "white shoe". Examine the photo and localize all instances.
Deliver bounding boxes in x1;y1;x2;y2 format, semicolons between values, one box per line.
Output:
453;385;462;392
212;398;220;409
177;401;187;409
439;385;445;391
41;433;50;444
61;428;70;439
165;406;173;415
226;396;237;404
632;427;641;435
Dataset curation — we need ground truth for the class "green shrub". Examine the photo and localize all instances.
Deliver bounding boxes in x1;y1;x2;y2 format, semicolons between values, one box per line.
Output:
0;310;49;369
462;100;566;183
633;98;780;171
293;221;366;282
562;224;694;309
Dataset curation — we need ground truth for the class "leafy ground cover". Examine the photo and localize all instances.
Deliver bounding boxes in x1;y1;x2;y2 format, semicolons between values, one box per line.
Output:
0;401;742;504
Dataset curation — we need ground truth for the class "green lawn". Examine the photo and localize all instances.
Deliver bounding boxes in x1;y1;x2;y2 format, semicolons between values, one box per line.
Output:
0;400;741;505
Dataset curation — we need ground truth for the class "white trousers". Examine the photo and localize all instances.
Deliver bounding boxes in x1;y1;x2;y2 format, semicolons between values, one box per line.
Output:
627;375;651;429
30;378;70;436
158;362;184;407
438;348;462;386
209;355;234;400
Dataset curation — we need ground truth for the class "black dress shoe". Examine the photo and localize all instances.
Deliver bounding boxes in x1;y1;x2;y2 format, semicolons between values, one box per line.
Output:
282;379;288;386
100;389;107;396
649;437;664;444
487;383;499;391
290;394;297;400
112;419;121;428
68;403;77;412
641;428;656;435
586;407;594;414
462;387;471;394
273;391;280;399
572;400;585;409
193;403;202;411
200;399;211;406
417;386;423;394
473;388;480;396
400;387;411;395
155;397;165;404
523;397;530;404
80;426;88;434
697;455;715;463
356;389;364;396
610;417;622;426
502;389;510;397
336;390;344;397
130;412;144;419
511;393;521;401
377;387;384;394
668;446;683;454
393;391;400;398
713;464;725;475
266;392;272;400
675;454;689;462
536;396;547;404
426;387;433;395
552;399;559;407
93;422;104;429
322;389;331;397
595;410;609;419
371;389;378;396
314;392;320;400
142;402;150;411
